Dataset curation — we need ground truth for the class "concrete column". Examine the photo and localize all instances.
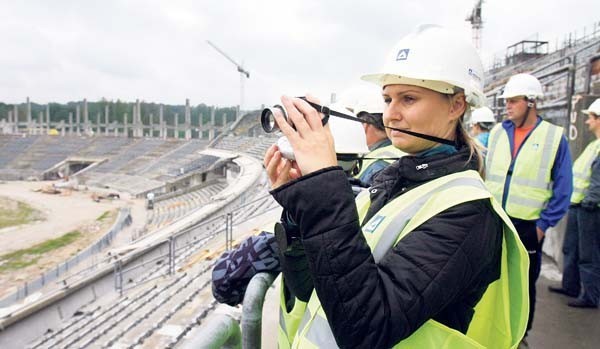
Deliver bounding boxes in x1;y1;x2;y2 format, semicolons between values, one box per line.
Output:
222;113;227;129
26;97;32;134
68;112;73;135
45;104;50;132
113;121;118;137
198;112;204;140
96;112;101;134
136;99;142;137
75;105;81;135
7;111;12;133
209;107;216;141
37;111;43;135
149;113;155;138
13;105;18;133
124;113;128;137
104;105;110;136
185;98;191;140
159;104;164;139
174;113;179;139
131;104;137;137
83;99;89;134
60;120;65;136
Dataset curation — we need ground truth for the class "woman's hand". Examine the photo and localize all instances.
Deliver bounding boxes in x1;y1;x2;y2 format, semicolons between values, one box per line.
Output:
264;144;302;189
275;95;337;175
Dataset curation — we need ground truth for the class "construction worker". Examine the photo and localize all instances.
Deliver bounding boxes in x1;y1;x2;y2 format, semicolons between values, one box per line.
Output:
469;106;496;148
265;24;528;348
485;73;573;341
548;98;600;308
350;91;406;185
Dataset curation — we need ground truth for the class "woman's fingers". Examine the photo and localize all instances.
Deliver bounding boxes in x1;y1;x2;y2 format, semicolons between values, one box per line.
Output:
263;144;278;168
294;95;324;131
281;96;314;137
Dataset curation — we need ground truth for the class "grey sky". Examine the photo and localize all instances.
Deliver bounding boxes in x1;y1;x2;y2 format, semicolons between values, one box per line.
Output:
0;0;598;109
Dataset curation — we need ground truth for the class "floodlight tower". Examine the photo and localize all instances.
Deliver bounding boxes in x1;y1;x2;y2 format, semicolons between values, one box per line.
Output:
465;0;484;52
207;40;250;121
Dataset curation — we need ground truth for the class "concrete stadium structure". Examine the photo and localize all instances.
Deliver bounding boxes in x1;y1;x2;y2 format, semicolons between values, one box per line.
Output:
0;23;599;349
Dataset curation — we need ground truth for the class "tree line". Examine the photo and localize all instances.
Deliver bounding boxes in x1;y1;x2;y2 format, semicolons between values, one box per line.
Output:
0;100;241;126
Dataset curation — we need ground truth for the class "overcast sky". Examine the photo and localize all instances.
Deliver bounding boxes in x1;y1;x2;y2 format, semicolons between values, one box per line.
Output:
1;0;599;109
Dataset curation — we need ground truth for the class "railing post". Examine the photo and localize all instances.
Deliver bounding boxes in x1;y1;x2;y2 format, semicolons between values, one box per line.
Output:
241;272;277;349
114;259;123;296
169;237;175;275
225;213;233;250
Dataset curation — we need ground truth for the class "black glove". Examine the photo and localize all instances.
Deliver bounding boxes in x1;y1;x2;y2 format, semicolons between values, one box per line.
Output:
581;201;599;211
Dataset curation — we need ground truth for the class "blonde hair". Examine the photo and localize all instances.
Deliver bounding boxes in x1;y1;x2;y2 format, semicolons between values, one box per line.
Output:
456;116;485;177
446;88;485;177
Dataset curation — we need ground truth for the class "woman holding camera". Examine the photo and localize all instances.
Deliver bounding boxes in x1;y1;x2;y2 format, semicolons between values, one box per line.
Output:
265;25;529;349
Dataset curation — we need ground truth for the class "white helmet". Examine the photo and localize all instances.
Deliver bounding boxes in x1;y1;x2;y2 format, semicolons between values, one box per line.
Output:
342;85;385;115
328;103;369;155
361;24;486;108
499;73;544;99
470;107;495;124
582;98;600;115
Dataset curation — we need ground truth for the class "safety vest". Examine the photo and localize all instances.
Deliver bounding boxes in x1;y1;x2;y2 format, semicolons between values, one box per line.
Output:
356;144;406;179
485;121;563;220
571;138;600;204
289;170;529;349
278;279;308;349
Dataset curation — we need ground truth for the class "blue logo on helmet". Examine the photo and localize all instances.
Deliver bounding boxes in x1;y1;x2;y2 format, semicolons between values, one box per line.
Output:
396;49;410;61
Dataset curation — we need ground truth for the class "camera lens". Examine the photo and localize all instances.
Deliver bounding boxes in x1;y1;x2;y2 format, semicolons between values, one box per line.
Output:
261;105;287;133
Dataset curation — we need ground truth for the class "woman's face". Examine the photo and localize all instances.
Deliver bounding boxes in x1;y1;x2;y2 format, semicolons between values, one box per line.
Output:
382;84;465;154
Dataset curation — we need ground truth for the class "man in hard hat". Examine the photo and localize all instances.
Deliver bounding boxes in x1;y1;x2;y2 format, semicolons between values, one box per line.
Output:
352;96;405;185
549;98;600;309
485;73;573;338
470;106;495;148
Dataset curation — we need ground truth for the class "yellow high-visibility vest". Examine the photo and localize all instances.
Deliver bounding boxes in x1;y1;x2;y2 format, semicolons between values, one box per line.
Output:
278;279;308;349
287;170;529;349
571;138;600;204
485;121;563;220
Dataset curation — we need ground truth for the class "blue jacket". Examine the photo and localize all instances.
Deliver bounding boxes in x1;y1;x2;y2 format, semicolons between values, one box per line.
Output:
498;117;572;232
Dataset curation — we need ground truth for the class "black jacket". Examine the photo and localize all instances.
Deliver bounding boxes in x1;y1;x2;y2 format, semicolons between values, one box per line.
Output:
271;146;503;349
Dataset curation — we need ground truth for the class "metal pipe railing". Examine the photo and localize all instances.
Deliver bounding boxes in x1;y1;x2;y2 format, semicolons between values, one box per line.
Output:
180;313;241;349
242;272;277;349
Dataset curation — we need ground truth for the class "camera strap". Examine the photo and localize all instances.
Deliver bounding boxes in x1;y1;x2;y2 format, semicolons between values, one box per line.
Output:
303;100;459;148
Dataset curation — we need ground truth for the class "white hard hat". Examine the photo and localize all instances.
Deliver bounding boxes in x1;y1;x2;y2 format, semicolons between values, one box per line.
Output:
361;24;486;108
582;98;600;115
470;107;495;124
499;73;544;99
328;103;370;155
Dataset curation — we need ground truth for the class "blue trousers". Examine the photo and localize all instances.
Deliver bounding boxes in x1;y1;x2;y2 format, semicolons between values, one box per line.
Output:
562;206;600;305
511;218;543;333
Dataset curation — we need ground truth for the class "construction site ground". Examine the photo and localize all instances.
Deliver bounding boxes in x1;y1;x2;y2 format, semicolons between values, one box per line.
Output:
0;180;145;300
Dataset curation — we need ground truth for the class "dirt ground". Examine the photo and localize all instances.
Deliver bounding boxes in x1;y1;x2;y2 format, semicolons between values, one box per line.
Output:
0;180;140;299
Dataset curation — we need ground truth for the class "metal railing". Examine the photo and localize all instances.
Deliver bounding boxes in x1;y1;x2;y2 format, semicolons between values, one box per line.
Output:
113;192;279;294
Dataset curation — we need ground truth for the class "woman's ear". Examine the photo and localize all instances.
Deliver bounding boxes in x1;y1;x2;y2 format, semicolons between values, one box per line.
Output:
448;93;467;121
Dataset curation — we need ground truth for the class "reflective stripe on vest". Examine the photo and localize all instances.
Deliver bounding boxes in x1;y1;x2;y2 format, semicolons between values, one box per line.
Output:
486;121;563;220
571;139;600;203
278;277;308;349
356;145;406;178
292;170;530;349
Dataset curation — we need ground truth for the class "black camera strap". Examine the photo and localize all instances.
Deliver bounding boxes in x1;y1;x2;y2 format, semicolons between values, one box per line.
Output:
303;100;458;148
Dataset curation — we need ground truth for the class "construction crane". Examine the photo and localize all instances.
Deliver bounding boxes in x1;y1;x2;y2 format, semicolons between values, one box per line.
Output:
465;0;484;52
207;40;250;121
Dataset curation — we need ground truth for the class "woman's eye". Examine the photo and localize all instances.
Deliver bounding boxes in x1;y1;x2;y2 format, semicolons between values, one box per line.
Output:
383;97;392;105
403;96;415;103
